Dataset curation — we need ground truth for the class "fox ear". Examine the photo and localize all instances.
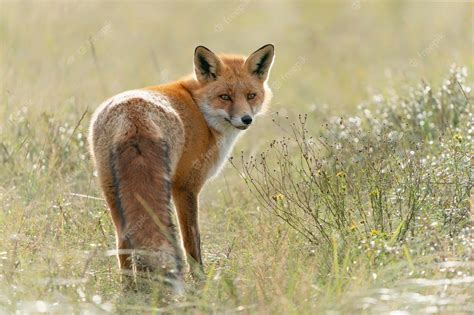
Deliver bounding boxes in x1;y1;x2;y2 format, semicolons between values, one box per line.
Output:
194;46;223;83
245;44;275;82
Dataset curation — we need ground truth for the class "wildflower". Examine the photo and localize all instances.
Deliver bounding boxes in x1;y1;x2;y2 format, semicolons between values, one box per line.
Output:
453;133;463;143
388;131;400;141
371;229;380;236
373;94;383;104
272;193;285;202
348;116;361;127
370;189;379;198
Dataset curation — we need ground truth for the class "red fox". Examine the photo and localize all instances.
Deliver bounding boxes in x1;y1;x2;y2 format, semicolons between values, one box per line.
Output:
88;44;275;288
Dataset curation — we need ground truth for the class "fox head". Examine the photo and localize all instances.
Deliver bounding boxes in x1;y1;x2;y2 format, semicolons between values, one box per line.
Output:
193;44;275;132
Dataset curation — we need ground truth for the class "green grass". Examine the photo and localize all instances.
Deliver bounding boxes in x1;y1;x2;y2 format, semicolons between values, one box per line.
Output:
1;1;473;314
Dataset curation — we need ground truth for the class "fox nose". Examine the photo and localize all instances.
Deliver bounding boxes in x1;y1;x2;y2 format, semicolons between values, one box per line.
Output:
241;115;253;125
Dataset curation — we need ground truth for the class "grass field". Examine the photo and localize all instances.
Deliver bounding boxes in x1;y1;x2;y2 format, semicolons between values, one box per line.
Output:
1;1;473;314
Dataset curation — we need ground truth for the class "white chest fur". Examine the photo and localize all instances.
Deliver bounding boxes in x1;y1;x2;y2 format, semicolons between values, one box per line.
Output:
206;130;242;180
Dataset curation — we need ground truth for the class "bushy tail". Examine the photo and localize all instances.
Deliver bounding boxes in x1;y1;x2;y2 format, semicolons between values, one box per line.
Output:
110;131;183;289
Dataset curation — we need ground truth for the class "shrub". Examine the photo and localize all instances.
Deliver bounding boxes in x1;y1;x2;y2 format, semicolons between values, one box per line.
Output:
234;66;472;250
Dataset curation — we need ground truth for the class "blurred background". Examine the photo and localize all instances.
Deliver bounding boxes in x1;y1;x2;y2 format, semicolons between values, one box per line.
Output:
1;1;472;115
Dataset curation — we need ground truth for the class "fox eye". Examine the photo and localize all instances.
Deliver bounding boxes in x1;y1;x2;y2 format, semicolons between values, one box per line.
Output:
219;94;231;101
247;93;256;100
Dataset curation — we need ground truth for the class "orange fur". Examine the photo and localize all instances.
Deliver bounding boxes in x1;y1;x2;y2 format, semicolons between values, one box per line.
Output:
88;45;275;287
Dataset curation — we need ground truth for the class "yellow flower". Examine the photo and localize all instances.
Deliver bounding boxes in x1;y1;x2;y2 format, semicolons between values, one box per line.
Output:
370;189;380;198
336;171;346;178
453;133;463;143
371;229;380;236
272;193;285;202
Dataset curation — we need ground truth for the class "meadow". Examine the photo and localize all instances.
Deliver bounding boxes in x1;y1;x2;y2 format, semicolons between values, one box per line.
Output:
0;1;473;314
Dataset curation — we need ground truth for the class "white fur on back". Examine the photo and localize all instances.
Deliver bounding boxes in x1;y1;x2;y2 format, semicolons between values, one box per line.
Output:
89;90;177;136
100;89;176;114
89;89;179;139
88;89;185;175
